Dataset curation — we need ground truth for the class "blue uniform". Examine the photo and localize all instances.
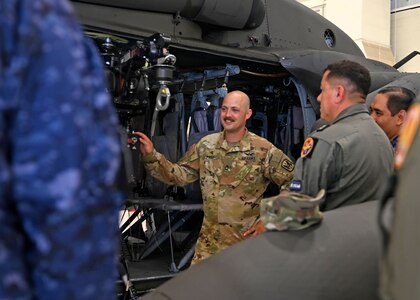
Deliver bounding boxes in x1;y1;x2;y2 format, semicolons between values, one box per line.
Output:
0;0;123;299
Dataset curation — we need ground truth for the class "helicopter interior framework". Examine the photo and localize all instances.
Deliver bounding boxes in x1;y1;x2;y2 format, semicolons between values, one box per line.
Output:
88;29;313;193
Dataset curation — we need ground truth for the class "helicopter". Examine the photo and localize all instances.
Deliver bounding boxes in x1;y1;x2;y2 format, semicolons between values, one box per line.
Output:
70;0;420;161
69;0;420;297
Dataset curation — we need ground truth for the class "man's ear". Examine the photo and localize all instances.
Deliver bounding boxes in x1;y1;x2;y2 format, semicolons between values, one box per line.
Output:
396;109;407;126
334;85;345;103
246;108;253;120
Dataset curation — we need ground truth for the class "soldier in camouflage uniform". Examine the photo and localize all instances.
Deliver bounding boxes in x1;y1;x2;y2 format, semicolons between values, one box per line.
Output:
0;0;123;299
136;90;294;263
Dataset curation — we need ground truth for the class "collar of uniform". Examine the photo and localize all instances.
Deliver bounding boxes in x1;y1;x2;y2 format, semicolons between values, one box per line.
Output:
333;103;369;124
217;129;252;152
391;136;399;151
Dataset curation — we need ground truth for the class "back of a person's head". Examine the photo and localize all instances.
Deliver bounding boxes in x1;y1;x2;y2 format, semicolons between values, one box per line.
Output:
325;60;371;98
377;86;416;115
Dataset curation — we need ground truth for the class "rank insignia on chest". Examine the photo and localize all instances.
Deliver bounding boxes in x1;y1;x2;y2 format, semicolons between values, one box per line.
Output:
241;151;256;161
301;137;316;158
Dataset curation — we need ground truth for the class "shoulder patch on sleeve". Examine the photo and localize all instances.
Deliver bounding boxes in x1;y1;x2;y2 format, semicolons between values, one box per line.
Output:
281;158;294;172
301;137;317;158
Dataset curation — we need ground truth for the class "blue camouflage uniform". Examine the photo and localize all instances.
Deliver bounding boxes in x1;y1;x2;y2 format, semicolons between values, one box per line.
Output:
0;0;123;299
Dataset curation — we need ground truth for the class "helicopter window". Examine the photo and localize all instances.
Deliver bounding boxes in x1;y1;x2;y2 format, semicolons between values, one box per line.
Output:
324;29;336;48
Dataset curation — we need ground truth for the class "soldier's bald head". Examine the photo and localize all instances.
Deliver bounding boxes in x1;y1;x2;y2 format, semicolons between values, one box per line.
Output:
224;90;250;110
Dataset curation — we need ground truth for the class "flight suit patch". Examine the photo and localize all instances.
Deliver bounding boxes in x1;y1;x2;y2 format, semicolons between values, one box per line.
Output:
301;137;317;158
289;180;302;191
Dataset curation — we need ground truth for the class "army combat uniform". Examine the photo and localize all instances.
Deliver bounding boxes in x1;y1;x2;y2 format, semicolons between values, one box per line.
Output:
0;1;123;299
293;104;393;211
143;130;294;262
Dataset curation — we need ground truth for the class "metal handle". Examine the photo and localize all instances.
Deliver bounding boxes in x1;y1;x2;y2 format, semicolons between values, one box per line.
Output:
156;84;171;111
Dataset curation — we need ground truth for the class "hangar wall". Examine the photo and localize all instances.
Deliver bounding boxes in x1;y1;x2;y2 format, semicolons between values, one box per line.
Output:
298;0;420;72
391;6;420;72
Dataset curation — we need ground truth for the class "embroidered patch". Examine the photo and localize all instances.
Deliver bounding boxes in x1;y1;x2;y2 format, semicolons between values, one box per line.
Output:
395;103;420;170
241;151;256;161
289;180;302;191
301;137;316;158
281;158;294;172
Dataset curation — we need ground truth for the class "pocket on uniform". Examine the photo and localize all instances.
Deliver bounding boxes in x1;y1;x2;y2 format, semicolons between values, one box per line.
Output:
220;165;263;188
203;157;222;183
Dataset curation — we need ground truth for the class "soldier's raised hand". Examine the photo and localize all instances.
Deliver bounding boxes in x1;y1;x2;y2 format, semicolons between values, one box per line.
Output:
133;132;154;156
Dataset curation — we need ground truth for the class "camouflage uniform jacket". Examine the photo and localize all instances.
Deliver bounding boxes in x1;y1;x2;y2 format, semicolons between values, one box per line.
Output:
0;1;123;299
144;130;294;261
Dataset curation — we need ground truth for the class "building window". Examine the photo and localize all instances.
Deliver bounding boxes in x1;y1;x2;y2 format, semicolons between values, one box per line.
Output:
391;0;420;10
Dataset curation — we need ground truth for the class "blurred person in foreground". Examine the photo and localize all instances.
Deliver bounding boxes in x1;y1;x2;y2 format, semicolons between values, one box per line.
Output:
0;0;123;299
379;96;420;300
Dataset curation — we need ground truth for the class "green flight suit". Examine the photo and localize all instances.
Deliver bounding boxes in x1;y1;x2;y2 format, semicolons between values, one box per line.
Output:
143;130;294;262
294;104;393;210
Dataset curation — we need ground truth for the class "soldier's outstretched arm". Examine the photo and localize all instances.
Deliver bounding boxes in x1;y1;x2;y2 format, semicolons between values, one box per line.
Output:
137;134;200;186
